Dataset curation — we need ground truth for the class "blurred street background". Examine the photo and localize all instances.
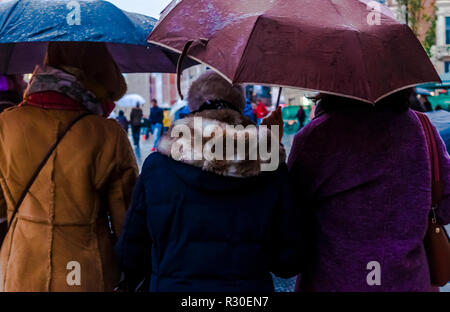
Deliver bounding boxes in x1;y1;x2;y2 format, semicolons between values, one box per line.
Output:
109;0;450;292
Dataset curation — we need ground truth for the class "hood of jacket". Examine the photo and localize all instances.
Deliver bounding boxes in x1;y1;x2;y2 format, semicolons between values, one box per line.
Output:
157;109;285;178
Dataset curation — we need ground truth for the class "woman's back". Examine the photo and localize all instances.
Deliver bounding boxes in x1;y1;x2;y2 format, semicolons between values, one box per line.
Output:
132;152;299;292
0;105;138;291
288;107;450;291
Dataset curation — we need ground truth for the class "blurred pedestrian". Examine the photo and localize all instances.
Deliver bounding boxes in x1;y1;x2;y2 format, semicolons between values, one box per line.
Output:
149;99;164;152
288;89;450;292
0;75;27;113
162;109;171;134
409;90;427;112
143;117;151;140
116;71;303;292
130;104;143;147
419;95;433;112
254;99;269;126
116;110;129;133
0;42;138;292
243;98;257;123
296;105;306;128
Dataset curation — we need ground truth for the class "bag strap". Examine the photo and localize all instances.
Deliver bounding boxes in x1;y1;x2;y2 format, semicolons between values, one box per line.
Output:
6;112;91;232
415;112;444;211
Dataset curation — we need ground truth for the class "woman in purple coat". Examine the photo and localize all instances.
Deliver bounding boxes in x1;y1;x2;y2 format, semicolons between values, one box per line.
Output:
288;89;450;292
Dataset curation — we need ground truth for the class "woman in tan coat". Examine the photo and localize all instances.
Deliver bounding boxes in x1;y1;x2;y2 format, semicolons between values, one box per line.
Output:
0;42;138;292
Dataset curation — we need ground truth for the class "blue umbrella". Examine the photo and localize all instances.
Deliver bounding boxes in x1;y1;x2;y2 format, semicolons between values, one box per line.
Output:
0;0;191;74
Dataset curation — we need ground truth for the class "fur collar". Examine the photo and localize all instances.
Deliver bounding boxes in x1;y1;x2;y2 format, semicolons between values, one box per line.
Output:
24;65;104;116
158;109;286;178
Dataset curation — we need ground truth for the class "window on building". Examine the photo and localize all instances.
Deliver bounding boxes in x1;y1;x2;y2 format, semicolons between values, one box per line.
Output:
445;62;450;73
446;17;450;44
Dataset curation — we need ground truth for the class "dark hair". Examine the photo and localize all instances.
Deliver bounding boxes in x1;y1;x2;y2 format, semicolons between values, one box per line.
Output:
313;88;413;116
118;110;124;116
0;90;22;105
0;75;25;105
151;99;157;104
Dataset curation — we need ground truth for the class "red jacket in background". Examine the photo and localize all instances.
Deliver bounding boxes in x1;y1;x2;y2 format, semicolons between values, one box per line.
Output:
254;102;269;119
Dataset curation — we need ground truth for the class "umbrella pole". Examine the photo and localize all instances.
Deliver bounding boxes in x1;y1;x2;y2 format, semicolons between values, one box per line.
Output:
276;87;283;107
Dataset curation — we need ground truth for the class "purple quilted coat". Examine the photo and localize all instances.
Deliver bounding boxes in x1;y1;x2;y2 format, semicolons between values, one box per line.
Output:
288;108;450;292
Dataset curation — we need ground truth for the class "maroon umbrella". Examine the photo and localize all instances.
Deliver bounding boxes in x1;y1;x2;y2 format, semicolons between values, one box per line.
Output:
148;0;440;103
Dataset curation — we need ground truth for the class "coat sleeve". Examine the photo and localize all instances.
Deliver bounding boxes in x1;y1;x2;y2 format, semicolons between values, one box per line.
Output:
0;182;6;225
433;125;450;225
0;174;6;244
115;175;152;282
270;164;305;278
286;129;317;277
106;129;139;237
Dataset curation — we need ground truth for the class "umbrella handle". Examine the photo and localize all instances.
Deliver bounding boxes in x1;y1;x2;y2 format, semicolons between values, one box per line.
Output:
176;39;209;100
176;40;194;100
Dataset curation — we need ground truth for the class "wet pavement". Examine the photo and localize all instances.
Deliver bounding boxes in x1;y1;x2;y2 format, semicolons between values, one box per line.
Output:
273;276;296;292
128;131;154;171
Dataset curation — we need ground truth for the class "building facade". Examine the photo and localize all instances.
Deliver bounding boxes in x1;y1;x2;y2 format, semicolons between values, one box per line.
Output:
149;64;208;108
431;0;450;74
385;0;450;75
116;73;151;118
386;0;436;43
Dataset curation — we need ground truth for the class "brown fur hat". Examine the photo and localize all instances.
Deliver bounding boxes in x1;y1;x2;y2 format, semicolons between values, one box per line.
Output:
187;71;245;113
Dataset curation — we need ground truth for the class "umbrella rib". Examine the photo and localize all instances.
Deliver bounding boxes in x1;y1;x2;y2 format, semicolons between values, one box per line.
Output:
326;0;343;17
158;45;178;67
232;15;263;83
239;80;375;104
354;30;373;101
375;82;440;103
0;0;20;33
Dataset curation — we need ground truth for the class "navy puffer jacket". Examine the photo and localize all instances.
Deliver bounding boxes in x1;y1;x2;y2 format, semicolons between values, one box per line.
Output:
116;111;303;292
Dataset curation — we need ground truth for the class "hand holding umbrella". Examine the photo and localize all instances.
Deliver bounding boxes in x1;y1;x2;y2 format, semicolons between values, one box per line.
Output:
261;106;284;143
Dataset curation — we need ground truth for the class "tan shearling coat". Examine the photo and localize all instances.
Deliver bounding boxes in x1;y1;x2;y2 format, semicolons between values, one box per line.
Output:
0;105;138;292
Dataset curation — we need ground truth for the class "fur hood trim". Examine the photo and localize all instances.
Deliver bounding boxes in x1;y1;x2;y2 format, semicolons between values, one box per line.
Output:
158;110;286;178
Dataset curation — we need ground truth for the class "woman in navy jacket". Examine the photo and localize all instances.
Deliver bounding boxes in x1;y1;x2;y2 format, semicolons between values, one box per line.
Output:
116;71;303;292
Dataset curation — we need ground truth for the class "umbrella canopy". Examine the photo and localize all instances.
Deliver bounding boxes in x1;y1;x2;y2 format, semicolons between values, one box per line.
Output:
116;94;146;108
148;0;440;104
0;0;192;74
